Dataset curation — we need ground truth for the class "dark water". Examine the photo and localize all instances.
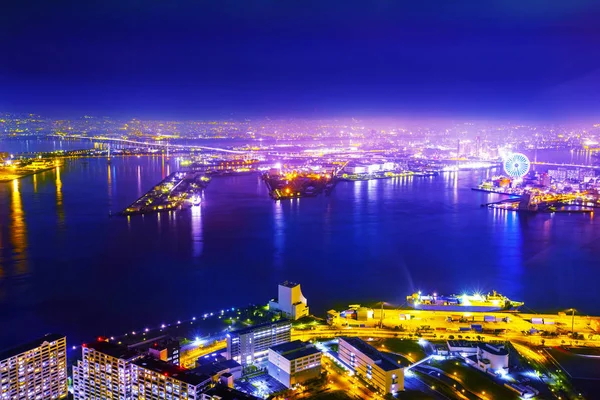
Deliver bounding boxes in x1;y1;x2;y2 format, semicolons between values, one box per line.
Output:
1;142;600;349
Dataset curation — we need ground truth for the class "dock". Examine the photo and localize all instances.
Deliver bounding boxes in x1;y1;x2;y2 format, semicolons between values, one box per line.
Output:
338;170;438;181
0;161;60;182
262;170;336;200
121;171;210;215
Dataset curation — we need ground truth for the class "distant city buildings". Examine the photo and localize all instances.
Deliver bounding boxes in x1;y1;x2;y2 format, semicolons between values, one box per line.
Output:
267;340;322;388
269;281;309;320
0;333;67;400
338;337;404;394
226;320;291;366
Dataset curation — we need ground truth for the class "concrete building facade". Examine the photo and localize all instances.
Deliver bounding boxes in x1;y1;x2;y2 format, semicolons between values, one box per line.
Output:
468;343;509;374
226;320;291;366
73;340;141;400
131;356;211;400
148;338;181;366
267;340;322;388
269;282;309;320
338;337;403;394
0;334;67;400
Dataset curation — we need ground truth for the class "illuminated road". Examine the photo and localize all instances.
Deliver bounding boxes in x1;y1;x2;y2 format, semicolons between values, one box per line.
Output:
321;357;383;400
179;339;227;368
294;306;600;348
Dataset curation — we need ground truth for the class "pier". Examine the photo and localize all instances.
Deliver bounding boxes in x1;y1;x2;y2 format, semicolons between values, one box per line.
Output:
0;160;61;182
262;170;336;200
338;170;438;181
121;171;210;215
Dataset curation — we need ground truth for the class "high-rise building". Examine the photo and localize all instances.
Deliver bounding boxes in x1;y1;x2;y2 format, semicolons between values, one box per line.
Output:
131;356;211;400
226;320;291;366
267;340;322;388
269;281;309;320
73;339;141;400
0;333;67;400
338;337;404;394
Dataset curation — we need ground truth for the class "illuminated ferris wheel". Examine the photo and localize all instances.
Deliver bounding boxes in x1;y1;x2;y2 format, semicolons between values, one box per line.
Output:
503;152;531;179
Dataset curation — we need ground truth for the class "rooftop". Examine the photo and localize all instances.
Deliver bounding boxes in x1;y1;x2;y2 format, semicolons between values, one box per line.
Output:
84;340;139;360
0;334;65;361
339;337;400;372
202;385;261;400
269;340;321;361
192;359;241;377
230;319;290;336
281;281;299;288
447;340;478;348
478;343;509;356
134;356;211;386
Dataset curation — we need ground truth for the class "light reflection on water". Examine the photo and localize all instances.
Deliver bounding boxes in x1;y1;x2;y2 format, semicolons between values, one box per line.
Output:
10;179;28;277
0;151;599;347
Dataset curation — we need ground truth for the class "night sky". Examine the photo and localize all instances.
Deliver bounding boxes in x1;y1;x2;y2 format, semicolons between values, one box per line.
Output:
2;0;600;119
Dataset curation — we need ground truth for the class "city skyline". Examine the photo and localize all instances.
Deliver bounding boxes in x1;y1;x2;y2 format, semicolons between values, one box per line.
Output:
3;2;600;399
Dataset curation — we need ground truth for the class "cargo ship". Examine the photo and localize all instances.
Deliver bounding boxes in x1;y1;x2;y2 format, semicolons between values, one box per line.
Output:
406;291;523;312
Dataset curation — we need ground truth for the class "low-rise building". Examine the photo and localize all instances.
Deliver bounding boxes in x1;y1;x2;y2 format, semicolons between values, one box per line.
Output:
226;320;291;366
446;340;478;355
465;343;509;374
148;337;181;366
0;333;68;400
338;337;403;394
193;358;243;381
267;340;322;388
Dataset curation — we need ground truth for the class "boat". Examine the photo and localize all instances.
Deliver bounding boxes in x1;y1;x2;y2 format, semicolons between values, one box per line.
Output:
406;290;523;312
191;195;201;207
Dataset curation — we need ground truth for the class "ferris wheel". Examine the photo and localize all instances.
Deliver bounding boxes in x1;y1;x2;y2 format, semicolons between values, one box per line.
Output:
503;153;531;179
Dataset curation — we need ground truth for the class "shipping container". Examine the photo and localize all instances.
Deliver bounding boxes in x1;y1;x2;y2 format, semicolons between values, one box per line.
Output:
531;318;543;325
484;315;496;322
543;319;555;325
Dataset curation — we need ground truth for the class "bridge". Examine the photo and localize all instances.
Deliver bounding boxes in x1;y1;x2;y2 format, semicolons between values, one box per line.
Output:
530;161;600;169
50;134;246;154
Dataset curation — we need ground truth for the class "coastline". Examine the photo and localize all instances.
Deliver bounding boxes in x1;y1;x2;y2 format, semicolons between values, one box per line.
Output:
0;165;58;183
